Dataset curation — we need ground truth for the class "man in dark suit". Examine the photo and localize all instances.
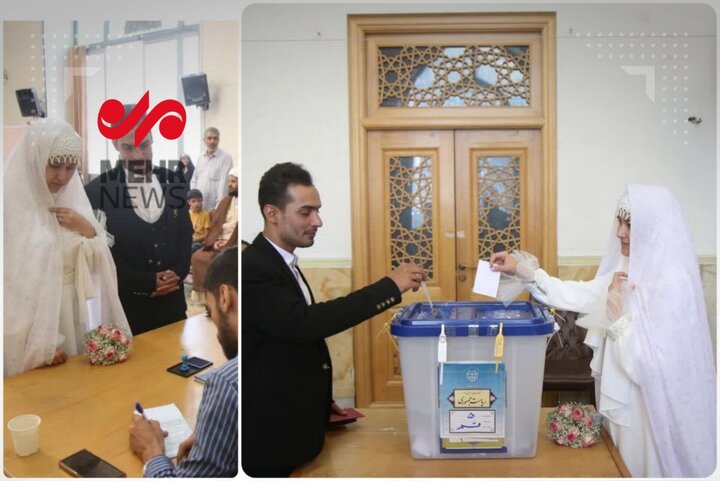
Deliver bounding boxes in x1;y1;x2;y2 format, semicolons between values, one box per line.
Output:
242;162;426;477
85;108;192;335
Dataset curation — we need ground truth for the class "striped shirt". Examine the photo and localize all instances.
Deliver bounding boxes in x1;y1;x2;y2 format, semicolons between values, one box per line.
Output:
144;357;238;477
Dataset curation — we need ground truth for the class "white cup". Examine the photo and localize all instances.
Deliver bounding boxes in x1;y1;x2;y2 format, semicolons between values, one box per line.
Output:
7;414;41;456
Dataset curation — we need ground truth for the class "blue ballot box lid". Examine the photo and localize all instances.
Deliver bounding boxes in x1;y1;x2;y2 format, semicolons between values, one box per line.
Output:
390;301;554;337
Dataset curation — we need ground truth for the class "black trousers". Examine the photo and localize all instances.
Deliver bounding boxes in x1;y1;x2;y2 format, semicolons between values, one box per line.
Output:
119;289;187;335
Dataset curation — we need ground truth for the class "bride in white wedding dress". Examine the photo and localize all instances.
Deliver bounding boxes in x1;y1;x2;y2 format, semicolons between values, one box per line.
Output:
4;118;132;377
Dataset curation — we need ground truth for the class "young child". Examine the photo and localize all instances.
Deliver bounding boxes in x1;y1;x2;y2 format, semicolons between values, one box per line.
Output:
188;189;211;253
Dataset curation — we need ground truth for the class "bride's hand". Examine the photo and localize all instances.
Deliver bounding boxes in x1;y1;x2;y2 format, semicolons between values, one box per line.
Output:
49;207;96;238
608;271;628;295
49;347;67;366
606;271;628;321
489;251;518;275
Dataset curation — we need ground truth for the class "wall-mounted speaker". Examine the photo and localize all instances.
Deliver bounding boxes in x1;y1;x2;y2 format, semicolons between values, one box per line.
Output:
181;73;210;110
16;88;46;117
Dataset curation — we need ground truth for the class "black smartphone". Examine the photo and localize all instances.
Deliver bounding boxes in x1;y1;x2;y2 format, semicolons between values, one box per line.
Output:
59;449;126;478
186;356;213;369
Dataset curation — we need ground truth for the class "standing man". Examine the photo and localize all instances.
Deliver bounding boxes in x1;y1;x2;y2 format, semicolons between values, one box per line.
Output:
190;127;233;212
242;162;426;476
129;247;238;477
85;105;192;335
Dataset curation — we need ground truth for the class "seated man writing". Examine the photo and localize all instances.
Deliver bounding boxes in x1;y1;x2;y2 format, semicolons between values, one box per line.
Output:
129;247;238;477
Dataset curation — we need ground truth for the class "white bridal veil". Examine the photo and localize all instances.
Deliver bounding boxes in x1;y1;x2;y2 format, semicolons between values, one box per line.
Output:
3;118;132;376
622;184;716;477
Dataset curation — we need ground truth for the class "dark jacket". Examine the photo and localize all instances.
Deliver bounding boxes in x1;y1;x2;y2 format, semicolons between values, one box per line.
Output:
85;162;192;334
241;233;401;475
174;159;195;186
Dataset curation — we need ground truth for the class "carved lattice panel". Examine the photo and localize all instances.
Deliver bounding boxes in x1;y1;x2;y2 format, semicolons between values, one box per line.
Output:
388;155;434;278
477;155;521;259
378;45;530;108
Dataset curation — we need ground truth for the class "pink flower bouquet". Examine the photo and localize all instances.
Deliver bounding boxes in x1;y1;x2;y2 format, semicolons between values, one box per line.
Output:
546;402;600;448
83;325;132;366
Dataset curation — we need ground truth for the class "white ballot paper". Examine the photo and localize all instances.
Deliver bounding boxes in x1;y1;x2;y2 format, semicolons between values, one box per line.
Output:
472;260;500;298
141;403;193;458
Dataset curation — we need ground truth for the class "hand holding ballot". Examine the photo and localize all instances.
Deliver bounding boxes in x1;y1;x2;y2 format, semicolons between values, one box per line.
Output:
489;251;539;285
388;262;428;293
488;251;518;275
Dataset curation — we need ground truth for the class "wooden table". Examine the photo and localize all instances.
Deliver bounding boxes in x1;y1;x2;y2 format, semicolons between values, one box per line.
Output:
4;315;224;478
293;407;630;477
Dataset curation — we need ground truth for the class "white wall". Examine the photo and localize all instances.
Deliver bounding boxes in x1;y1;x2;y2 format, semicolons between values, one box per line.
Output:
3;20;234;175
241;3;716;259
3;21;44;126
42;21;74;121
202;21;239;167
555;4;716;256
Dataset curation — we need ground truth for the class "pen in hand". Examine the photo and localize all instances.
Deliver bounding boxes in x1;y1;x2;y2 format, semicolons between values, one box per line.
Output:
134;402;169;438
135;402;148;421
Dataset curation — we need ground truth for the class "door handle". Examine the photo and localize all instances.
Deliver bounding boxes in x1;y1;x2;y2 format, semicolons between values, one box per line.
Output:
458;263;468;270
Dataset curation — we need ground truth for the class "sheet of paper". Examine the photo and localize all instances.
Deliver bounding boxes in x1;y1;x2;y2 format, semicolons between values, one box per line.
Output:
472;260;500;298
141;403;193;458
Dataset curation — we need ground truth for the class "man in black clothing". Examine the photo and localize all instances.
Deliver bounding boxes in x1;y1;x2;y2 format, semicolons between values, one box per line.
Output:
242;162;426;476
85;107;192;334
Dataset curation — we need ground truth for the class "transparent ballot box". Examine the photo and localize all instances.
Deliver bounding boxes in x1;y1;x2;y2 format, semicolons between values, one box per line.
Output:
390;301;554;459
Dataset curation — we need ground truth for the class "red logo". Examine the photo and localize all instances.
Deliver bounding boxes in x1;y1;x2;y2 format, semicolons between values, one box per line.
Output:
97;91;186;147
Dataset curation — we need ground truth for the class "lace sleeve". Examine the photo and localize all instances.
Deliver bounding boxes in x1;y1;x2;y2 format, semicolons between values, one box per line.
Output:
496;250;539;306
608;315;638;384
93;209;115;248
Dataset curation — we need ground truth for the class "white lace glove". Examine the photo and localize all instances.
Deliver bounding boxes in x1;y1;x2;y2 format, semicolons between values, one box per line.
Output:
93;209;115;247
512;250;539;283
496;250;539;306
606;271;629;321
608;315;631;341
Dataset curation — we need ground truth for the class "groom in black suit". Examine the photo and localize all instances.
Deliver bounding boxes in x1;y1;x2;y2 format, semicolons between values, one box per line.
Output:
242;162;426;477
85;108;192;335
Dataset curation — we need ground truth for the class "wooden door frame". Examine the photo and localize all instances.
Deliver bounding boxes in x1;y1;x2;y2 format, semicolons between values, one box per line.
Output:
348;12;557;407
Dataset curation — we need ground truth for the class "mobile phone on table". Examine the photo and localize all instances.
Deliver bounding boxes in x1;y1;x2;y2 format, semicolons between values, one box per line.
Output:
186;356;213;370
59;449;126;477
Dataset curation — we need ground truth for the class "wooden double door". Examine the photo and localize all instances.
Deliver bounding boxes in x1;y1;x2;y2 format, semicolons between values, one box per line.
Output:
364;129;547;404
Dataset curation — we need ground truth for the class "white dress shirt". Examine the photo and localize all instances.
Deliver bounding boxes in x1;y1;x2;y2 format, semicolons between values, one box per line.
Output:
264;235;312;305
122;166;164;223
190;147;233;211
